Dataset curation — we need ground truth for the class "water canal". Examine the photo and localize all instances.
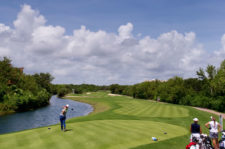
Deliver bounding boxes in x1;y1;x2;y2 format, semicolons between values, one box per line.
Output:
0;96;93;134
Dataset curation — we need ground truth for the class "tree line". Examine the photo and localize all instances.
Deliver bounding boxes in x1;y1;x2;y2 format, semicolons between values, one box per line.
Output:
2;57;224;113
0;57;54;112
109;59;225;112
0;57;108;113
54;84;109;97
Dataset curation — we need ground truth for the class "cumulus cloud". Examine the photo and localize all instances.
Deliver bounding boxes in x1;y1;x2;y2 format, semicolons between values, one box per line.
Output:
213;35;225;63
13;4;46;40
0;4;222;84
118;22;133;40
29;25;66;55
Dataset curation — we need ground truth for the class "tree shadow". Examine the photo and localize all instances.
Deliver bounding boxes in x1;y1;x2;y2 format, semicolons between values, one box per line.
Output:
129;135;188;149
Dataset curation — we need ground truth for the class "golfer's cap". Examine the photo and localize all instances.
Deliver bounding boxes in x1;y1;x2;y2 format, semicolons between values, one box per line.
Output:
66;104;69;107
193;118;198;121
210;116;213;120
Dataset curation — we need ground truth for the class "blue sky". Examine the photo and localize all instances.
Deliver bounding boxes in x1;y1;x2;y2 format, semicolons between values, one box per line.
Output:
0;0;225;84
1;0;225;51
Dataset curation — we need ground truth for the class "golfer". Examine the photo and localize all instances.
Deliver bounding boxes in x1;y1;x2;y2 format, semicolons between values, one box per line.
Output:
190;118;202;142
59;104;69;131
205;116;222;149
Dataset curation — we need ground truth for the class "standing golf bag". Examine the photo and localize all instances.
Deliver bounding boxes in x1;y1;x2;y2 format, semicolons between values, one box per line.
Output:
220;140;225;149
219;131;225;149
187;134;214;149
186;142;197;149
202;135;214;149
186;136;200;149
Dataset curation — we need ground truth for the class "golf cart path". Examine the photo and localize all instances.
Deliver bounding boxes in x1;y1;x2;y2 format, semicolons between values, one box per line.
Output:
194;107;225;119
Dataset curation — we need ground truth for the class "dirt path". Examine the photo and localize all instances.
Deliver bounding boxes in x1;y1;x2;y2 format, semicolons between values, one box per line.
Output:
194;107;225;119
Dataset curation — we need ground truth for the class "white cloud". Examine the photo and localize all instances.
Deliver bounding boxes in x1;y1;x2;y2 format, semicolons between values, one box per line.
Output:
118;22;133;40
210;34;225;67
0;24;12;35
0;24;12;55
29;25;66;55
13;4;46;40
0;4;223;84
0;47;10;56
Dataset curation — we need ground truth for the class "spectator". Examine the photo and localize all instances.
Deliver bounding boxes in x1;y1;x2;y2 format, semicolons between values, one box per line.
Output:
205;116;222;149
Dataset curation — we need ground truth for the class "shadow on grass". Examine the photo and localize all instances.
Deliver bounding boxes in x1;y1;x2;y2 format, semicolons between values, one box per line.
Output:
129;135;188;149
64;129;72;132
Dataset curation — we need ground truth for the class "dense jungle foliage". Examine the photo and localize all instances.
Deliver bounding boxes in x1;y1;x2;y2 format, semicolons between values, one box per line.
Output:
109;59;225;112
0;57;53;112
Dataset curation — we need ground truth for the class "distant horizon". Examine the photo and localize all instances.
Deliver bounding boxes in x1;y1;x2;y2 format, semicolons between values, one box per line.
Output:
1;1;225;85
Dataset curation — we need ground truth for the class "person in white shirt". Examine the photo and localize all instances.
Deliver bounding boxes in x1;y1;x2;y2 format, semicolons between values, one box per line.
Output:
205;116;222;149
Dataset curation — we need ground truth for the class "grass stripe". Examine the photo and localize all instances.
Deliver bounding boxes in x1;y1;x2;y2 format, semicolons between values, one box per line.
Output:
2;91;213;149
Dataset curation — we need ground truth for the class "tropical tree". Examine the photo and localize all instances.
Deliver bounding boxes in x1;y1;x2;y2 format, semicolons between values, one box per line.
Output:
213;60;225;96
33;73;54;93
196;68;206;80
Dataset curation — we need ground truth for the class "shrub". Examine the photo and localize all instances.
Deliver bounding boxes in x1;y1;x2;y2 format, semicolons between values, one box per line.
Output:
179;95;192;105
57;88;70;98
36;89;50;106
210;96;225;112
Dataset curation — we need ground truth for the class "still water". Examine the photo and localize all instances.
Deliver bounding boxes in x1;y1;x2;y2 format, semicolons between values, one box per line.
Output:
0;96;93;134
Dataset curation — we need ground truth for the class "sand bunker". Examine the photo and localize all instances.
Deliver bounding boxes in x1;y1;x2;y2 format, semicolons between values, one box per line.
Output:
108;93;121;96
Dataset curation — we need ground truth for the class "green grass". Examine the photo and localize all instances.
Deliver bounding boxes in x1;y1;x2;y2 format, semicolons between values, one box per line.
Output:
0;91;224;149
0;120;187;149
114;99;189;117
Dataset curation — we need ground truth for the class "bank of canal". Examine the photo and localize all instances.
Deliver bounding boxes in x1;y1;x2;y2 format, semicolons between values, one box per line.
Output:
0;95;93;134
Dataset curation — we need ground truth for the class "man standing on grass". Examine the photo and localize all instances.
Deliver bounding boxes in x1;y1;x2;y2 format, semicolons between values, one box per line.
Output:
59;104;69;131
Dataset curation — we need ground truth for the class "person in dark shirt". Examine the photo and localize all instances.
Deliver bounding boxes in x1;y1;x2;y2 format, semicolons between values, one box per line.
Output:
190;118;202;142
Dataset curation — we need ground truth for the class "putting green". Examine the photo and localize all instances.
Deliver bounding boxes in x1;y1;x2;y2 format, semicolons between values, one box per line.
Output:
114;99;189;117
0;120;188;149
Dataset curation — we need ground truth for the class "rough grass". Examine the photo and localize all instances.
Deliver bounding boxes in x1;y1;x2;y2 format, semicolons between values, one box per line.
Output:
0;91;224;149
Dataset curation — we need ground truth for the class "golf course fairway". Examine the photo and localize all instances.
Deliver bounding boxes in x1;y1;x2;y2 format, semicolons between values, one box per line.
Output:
114;99;189;117
0;91;224;149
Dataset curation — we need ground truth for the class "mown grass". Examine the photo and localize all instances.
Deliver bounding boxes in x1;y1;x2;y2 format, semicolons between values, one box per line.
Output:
0;91;224;149
114;99;189;117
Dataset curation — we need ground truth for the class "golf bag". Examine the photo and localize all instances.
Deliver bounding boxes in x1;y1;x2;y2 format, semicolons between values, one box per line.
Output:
219;131;225;149
201;135;214;149
186;136;200;149
187;134;214;149
186;142;197;149
220;140;225;149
